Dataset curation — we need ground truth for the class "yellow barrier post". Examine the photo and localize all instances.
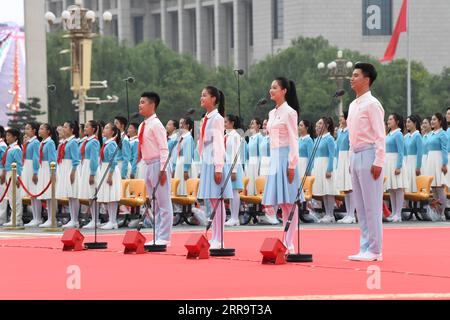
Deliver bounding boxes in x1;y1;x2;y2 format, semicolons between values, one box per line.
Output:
4;163;24;230
44;162;62;232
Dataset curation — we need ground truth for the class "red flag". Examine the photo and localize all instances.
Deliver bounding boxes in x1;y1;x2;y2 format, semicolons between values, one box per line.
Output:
379;0;407;62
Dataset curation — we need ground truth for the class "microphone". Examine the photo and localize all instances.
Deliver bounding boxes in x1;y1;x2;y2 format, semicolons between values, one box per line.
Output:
130;112;141;119
184;108;196;116
234;69;244;75
257;98;268;106
124;77;135;84
333;90;346;98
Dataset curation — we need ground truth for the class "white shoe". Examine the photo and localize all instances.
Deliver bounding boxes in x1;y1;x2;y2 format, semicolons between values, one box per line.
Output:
155;239;171;246
127;219;140;228
338;215;356;224
224;218;240;226
38;220;53;228
391;214;402;223
25;219;42;227
258;214;279;225
359;251;383;261
100;221;118;230
3;220;24;227
62;220;79;229
348;251;367;261
441;214;447;222
82;220;100;229
209;240;221;249
192;208;207;226
319;215;335;223
286;245;295;254
119;205;130;215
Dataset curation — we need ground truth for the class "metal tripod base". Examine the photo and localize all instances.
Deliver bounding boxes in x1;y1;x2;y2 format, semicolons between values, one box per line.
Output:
210;248;235;256
84;242;108;250
145;244;167;252
286;253;313;263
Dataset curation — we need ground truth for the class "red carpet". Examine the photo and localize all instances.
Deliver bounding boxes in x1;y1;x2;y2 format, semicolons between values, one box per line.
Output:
1;226;450;300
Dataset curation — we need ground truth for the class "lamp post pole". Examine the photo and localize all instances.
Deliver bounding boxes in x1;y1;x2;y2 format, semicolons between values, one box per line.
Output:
318;50;353;116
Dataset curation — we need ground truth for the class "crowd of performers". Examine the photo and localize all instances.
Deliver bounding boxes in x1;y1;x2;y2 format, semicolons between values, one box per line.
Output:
0;77;449;251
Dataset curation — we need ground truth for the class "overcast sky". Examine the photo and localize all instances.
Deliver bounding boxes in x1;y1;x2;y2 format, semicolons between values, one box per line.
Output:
0;0;24;26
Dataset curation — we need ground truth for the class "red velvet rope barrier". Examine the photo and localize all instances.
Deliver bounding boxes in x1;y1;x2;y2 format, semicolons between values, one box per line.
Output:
17;177;52;199
0;178;12;203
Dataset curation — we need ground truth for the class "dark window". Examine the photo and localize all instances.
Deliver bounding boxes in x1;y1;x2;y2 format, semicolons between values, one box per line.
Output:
272;0;283;39
249;3;253;46
133;16;144;44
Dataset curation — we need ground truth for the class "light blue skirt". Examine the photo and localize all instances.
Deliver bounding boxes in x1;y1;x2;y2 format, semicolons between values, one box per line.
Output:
262;147;303;206
231;164;244;190
198;163;233;199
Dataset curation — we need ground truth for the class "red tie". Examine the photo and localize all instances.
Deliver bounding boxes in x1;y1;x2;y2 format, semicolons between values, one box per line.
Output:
22;142;27;163
100;143;106;162
177;137;184;156
39;142;46;165
57;141;67;164
198;116;209;155
2;147;10;167
80;139;89;161
138;121;146;163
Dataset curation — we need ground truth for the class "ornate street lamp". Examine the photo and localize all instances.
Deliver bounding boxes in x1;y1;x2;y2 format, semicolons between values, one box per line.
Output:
318;50;354;116
45;0;114;123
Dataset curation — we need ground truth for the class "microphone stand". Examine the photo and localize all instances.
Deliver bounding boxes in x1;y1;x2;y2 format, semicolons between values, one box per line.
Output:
206;134;245;257
141;109;196;252
284;92;344;262
84;142;121;250
85;111;140;249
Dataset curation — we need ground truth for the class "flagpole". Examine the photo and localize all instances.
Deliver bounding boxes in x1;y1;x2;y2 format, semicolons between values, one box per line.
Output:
407;0;411;116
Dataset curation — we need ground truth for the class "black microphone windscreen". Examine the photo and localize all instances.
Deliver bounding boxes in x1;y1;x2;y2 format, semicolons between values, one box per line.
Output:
257;98;268;106
333;90;346;98
130;112;140;119
185;108;196;116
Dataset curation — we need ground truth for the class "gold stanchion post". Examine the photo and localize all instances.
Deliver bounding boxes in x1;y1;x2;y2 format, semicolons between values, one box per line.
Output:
4;163;25;230
44;162;62;232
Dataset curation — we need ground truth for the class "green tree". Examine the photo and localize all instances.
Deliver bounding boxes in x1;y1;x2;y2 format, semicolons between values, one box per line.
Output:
7;97;45;128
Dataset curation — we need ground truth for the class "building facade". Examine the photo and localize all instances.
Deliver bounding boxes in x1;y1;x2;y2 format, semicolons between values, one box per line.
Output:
45;0;450;73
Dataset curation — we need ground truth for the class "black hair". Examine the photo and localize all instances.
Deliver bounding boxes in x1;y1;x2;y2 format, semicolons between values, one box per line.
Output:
26;122;40;140
406;114;421;132
433;113;448;130
41;123;59;147
141;92;160;109
342;111;349;121
252;117;262;129
183;117;194;135
320;117;334;135
225;114;241;130
354;62;378;86
169;119;179;130
300;119;315;138
447;106;450;112
275;77;300;115
87;120;103;146
114;116;128;129
128;122;139;133
106;122;122;149
204;86;225;117
390;113;405;132
0;126;5;140
64;121;80;138
6;128;22;146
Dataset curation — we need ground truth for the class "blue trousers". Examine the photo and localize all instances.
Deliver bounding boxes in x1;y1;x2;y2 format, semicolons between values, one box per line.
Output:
144;160;173;242
350;146;383;254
